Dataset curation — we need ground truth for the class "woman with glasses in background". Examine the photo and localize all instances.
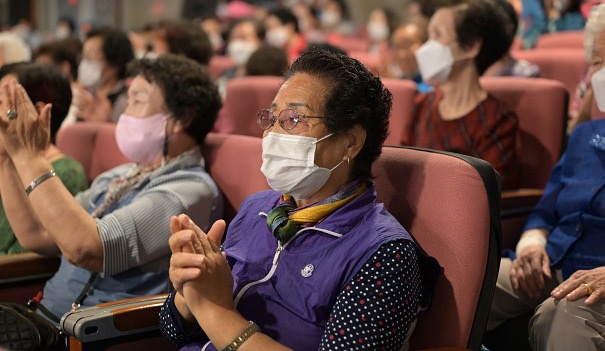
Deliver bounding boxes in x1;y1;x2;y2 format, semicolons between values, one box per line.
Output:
159;49;439;351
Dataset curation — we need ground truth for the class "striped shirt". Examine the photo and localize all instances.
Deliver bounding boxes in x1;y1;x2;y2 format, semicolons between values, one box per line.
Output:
39;147;222;320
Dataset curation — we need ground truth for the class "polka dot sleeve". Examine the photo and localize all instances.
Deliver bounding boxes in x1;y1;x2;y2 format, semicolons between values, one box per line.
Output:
159;291;208;349
319;240;423;351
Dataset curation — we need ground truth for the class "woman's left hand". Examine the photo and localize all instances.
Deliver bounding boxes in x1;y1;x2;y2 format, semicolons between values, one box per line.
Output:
0;78;51;160
170;215;234;314
551;266;605;305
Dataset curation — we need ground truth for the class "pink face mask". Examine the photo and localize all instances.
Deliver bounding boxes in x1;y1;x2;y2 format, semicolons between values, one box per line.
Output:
116;113;170;164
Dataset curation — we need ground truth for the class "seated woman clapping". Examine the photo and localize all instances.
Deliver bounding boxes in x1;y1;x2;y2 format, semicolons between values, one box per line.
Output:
0;54;222;330
160;49;439;351
0;63;88;255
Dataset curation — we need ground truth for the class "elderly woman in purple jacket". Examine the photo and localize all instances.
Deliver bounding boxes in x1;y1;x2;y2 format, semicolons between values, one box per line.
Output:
159;49;439;351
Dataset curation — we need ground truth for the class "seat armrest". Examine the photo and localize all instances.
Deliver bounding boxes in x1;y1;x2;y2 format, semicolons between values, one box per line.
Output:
61;294;169;343
501;188;544;217
0;252;60;284
500;189;544;250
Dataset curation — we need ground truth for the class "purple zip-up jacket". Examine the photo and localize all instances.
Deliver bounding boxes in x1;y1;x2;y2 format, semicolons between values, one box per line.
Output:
196;186;421;350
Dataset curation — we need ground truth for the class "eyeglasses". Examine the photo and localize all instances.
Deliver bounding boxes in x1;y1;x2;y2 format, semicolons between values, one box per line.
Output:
257;108;327;131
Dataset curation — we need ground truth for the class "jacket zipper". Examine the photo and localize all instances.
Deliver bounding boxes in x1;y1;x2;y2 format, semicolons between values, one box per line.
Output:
234;242;284;307
232;220;343;307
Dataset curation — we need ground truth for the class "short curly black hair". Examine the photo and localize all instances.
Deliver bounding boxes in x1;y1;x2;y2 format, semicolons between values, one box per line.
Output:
285;49;392;182
447;0;510;74
86;27;134;79
128;54;221;146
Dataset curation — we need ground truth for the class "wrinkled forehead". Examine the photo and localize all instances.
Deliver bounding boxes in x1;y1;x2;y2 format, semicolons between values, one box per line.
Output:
275;73;328;114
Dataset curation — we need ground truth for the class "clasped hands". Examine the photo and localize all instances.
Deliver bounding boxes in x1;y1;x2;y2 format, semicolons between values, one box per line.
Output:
169;214;235;316
0;78;50;160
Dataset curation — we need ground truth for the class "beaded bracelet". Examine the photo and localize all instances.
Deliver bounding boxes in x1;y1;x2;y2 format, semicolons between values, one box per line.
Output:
25;170;56;196
221;321;260;351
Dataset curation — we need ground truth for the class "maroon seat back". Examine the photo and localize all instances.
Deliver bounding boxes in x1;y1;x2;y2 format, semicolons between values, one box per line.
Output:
373;146;501;350
218;76;283;137
481;77;568;189
208;55;236;81
204;133;269;223
511;49;586;98
381;78;417;146
349;51;383;76
56;122;131;182
535;31;584;49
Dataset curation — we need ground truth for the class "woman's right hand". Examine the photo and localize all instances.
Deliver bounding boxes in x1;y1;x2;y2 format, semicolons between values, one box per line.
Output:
510;237;552;299
72;85;112;122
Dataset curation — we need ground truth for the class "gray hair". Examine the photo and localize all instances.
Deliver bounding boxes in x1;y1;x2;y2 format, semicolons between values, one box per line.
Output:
585;4;605;62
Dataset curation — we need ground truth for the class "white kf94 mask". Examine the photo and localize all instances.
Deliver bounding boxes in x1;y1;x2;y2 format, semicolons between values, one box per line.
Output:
261;132;344;200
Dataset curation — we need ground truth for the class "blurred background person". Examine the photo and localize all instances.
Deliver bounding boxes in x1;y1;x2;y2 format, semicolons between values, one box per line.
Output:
34;37;82;82
245;45;289;76
407;0;520;190
483;0;540;78
217;17;266;97
320;0;356;45
130;20;213;66
366;6;399;55
201;16;226;54
0;32;31;67
292;2;324;43
387;16;432;92
53;17;76;41
0;63;88;255
69;27;134;125
265;8;306;62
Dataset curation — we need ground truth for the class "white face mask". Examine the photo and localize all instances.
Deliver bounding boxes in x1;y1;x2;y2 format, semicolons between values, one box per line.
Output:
266;27;289;48
367;22;389;42
592;66;605;112
227;40;258;66
55;26;70;40
415;39;454;85
261;132;344;200
321;10;341;27
78;58;102;88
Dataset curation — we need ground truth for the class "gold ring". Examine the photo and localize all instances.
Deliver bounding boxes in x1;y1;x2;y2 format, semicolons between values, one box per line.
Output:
583;283;593;295
6;109;17;120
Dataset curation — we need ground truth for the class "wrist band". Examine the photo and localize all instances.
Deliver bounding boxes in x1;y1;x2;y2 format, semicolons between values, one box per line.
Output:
221;321;260;351
25;170;56;196
515;232;547;257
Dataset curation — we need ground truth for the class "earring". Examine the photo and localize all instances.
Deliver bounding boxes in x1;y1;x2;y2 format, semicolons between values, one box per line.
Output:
346;156;350;165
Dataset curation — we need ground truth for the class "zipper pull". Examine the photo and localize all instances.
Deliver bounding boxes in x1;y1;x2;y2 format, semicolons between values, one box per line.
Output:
273;244;284;265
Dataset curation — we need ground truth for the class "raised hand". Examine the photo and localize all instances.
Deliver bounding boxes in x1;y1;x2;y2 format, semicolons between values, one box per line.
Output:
0;78;51;160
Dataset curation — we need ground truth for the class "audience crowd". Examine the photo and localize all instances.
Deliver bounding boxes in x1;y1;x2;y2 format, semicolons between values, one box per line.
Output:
0;0;603;350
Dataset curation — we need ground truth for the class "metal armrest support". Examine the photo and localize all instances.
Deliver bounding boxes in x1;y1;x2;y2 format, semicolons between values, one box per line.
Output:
61;294;169;343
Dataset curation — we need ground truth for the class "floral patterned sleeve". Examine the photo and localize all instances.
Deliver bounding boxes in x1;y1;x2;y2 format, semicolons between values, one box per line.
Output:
320;239;423;350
